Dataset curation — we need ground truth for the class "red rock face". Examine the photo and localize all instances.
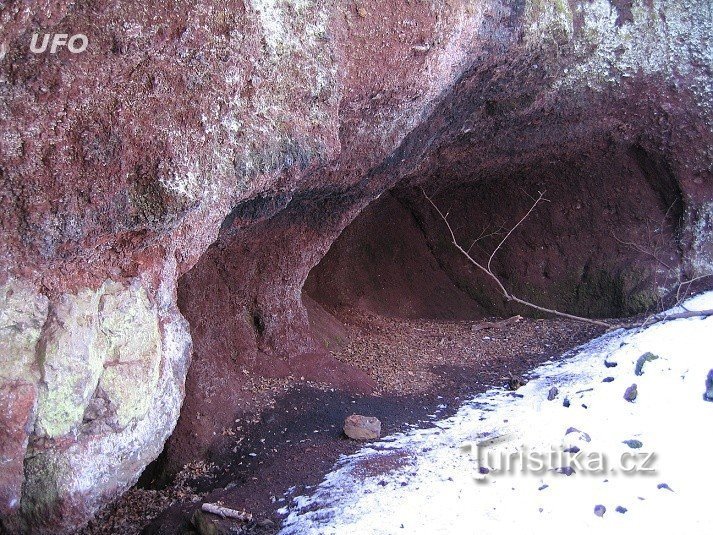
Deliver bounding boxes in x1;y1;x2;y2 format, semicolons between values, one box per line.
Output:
305;191;486;320
1;0;712;531
0;382;36;518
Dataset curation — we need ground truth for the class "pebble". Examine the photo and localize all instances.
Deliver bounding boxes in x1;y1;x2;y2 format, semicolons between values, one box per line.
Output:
616;506;628;514
635;352;659;376
705;369;713;402
547;386;559;400
594;505;606;517
565;427;591;442
624;384;638;402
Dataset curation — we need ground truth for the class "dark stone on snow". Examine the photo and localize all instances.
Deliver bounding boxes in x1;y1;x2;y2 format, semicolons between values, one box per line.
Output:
624;384;638;402
602;377;615;383
623;439;643;449
565;427;591;442
616;506;628;514
635;352;659;376
556;466;575;476
563;397;570;408
704;369;713;402
507;376;528;390
594;505;606;517
605;360;618;368
547;386;559;400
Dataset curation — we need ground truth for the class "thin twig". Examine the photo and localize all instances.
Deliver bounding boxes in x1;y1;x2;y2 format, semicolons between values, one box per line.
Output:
488;191;546;273
611;232;675;271
467;224;502;254
421;189;713;329
422;188;610;328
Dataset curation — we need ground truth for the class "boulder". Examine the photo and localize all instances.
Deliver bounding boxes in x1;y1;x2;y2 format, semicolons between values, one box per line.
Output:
344;414;381;441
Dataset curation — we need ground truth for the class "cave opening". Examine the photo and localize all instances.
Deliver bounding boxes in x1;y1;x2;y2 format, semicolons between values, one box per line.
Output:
140;136;686;498
305;142;684;325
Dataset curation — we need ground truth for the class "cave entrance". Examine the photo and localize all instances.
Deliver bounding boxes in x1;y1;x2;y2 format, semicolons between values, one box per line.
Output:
306;143;684;326
140;139;686;518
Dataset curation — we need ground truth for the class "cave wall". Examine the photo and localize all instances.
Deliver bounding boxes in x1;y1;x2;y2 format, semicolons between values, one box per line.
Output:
304;191;484;319
306;142;687;320
400;143;685;318
0;0;711;531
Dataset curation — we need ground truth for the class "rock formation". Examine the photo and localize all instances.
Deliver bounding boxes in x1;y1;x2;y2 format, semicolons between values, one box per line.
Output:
0;0;711;532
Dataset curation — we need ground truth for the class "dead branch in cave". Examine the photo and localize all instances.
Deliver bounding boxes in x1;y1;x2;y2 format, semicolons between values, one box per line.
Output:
421;189;713;329
201;503;253;521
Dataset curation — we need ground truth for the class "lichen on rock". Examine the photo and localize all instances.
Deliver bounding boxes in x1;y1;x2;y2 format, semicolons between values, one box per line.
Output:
0;280;48;518
0;276;190;533
34;281;162;439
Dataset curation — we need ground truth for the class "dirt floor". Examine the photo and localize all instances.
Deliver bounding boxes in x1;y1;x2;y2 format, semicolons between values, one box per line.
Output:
81;311;604;534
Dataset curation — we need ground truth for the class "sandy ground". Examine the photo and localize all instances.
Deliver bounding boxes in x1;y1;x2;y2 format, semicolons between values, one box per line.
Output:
82;311;602;534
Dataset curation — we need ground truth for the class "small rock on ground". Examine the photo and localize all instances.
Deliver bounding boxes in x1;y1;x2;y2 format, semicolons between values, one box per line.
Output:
594;505;606;517
507;376;528;390
624;384;638;402
635;352;659;376
343;414;381;440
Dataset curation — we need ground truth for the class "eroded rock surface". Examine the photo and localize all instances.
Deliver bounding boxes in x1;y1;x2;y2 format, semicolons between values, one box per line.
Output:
0;276;191;533
0;0;711;531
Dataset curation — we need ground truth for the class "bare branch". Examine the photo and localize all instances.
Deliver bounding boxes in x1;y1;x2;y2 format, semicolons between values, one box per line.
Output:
466;224;502;254
611;232;675;271
421;188;610;328
487;191;546;273
676;274;712;303
421;189;713;329
650;309;713;322
201;503;252;521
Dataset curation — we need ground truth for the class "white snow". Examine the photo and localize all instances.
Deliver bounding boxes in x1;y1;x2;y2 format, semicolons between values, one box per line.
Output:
279;293;713;534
